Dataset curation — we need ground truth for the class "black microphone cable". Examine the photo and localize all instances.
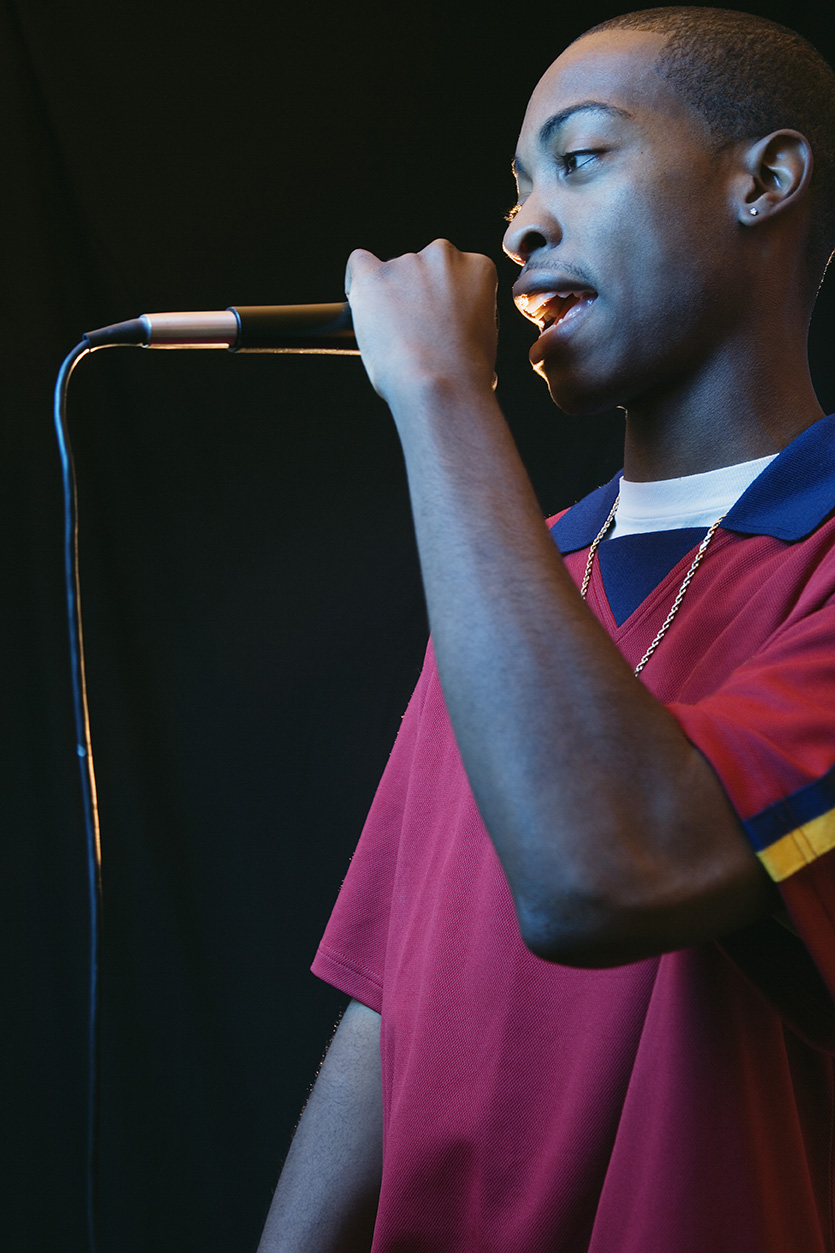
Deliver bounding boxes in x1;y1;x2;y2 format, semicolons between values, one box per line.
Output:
53;305;358;1253
53;339;101;1253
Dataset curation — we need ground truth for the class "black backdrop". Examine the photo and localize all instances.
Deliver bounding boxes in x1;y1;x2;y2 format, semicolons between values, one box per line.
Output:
4;1;835;1250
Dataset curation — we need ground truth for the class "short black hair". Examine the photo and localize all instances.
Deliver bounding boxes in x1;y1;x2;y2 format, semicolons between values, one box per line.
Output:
581;7;835;281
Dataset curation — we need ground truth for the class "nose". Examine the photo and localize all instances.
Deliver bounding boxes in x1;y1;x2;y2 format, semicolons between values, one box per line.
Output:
502;193;561;266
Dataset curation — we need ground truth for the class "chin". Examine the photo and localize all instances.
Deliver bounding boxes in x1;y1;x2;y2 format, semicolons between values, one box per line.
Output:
538;364;626;418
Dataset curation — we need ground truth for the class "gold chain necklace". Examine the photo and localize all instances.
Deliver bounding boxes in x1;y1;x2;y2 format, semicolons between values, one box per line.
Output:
580;491;726;676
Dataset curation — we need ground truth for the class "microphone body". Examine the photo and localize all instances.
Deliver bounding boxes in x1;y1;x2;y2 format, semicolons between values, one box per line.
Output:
84;303;358;353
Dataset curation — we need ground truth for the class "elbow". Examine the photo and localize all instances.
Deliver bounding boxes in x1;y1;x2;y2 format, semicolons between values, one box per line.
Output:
495;800;707;966
512;869;660;968
515;895;624;969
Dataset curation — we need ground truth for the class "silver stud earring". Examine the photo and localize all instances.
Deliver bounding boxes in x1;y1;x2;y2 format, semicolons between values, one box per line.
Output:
749;207;759;216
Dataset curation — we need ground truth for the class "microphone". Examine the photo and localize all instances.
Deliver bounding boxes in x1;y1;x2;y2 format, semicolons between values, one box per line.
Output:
83;303;358;354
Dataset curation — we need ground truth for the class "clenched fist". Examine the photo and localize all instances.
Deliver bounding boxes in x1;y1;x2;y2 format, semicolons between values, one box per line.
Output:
345;240;498;411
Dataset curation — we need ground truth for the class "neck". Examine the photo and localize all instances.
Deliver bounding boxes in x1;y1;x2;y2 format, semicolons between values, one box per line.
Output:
621;317;824;482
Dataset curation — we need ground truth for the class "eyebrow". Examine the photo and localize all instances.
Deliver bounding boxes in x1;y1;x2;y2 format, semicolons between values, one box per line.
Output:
512;101;633;178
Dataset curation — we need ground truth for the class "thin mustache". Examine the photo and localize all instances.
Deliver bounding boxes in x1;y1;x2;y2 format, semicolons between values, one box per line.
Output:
516;263;598;291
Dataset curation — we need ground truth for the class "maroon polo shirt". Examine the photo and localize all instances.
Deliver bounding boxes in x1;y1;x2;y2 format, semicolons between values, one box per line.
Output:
313;415;835;1251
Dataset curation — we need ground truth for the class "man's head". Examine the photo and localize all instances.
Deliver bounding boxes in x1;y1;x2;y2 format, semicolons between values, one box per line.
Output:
584;7;835;276
504;9;835;416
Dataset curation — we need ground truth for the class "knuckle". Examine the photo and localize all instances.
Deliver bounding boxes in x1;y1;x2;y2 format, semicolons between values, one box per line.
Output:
425;238;454;256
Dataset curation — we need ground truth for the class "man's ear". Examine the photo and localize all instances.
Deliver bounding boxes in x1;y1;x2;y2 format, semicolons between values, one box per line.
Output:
736;129;813;225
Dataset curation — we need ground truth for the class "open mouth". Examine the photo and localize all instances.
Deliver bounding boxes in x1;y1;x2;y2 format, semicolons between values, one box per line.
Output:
515;289;597;332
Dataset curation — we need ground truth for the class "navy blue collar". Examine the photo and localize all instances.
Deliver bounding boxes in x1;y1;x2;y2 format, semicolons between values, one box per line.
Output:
551;413;835;554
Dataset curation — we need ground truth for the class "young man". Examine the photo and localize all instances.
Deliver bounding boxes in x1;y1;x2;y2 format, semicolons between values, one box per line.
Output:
259;9;835;1250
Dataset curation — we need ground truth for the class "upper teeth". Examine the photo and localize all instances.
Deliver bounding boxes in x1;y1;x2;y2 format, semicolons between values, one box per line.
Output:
517;290;589;326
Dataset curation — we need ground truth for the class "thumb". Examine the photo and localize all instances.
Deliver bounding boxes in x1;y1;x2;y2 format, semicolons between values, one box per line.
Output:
344;247;382;299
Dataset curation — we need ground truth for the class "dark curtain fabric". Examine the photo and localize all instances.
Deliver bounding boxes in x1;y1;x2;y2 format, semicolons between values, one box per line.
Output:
3;2;834;1250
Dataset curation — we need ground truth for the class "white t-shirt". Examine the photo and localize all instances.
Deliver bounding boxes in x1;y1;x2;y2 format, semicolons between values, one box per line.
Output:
608;454;777;539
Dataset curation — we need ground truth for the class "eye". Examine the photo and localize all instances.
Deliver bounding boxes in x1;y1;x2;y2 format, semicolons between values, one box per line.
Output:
559;149;601;176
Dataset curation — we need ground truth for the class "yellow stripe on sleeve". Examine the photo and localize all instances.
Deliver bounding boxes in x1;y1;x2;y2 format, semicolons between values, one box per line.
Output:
757;808;835;882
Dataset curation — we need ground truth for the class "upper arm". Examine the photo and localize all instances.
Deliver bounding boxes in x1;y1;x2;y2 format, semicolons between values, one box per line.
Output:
257;1000;382;1253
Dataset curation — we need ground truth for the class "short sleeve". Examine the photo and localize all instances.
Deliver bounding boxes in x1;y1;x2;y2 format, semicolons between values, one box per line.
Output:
670;588;835;1003
311;643;436;1012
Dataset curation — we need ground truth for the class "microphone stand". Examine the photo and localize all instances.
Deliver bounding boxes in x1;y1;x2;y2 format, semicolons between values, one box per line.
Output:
53;312;358;1253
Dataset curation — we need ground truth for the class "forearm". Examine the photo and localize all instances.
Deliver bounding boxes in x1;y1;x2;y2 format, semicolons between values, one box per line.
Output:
390;375;774;960
257;999;383;1253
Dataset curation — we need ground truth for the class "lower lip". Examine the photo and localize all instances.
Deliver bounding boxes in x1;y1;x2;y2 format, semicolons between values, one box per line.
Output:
528;297;597;366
